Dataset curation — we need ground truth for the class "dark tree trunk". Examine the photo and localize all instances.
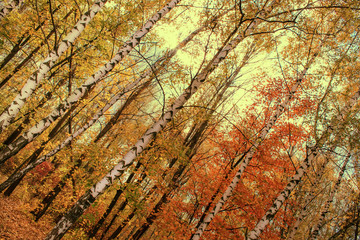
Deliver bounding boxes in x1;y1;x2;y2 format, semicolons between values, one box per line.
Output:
0;5;61;72
31;159;82;221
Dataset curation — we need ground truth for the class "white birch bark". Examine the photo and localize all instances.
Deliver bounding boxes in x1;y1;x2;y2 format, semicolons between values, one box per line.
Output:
287;147;340;240
45;8;255;240
0;0;181;166
0;0;108;131
248;151;351;240
0;19;207;193
286;157;329;240
247;147;317;239
310;152;351;239
0;0;23;21
191;44;318;240
247;88;360;239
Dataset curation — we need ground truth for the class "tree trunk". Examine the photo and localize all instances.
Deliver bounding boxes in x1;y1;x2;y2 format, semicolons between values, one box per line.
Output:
30;158;82;221
0;0;107;132
131;193;169;240
355;205;360;240
0;4;61;73
88;189;123;238
287;156;330;240
94;80;152;142
0;0;24;21
0;0;179;165
45;1;258;237
310;152;351;239
3;145;45;196
108;184;159;239
191;32;317;239
99;199;129;239
88;161;142;238
0;7;73;89
247;147;316;239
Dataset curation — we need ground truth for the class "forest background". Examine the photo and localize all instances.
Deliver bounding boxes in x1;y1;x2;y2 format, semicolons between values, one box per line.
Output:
0;0;360;239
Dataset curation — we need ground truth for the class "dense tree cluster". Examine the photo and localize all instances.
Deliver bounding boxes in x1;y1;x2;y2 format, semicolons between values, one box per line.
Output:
0;0;360;239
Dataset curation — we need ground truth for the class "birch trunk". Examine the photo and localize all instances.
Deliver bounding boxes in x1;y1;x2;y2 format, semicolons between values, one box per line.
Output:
0;7;73;89
247;149;351;240
287;147;339;240
44;7;255;239
0;0;107;132
247;147;317;239
190;43;318;240
88;161;141;238
247;86;360;239
0;0;180;166
0;17;204;192
310;152;351;239
286;159;329;240
0;0;23;21
0;4;62;72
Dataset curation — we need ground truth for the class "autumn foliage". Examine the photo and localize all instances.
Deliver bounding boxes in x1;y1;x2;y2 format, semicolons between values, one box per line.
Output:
0;0;360;239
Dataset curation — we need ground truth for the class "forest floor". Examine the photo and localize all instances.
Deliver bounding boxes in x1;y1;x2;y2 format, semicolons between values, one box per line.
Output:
0;175;50;240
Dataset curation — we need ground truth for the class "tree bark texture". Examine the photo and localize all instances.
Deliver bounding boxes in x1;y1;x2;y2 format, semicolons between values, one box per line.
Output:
0;0;107;132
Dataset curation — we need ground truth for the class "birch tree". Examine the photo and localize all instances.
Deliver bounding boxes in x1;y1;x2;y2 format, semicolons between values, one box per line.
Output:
0;14;214;193
190;32;321;240
0;0;108;131
0;0;181;165
0;0;23;21
44;5;272;238
309;152;351;239
246;84;360;239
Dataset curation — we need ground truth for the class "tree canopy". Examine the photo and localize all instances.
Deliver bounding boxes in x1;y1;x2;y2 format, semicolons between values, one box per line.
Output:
1;0;360;239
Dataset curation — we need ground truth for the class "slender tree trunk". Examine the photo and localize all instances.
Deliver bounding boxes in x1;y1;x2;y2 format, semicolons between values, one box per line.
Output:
94;80;152;142
31;158;82;221
44;2;258;237
0;4;62;72
131;193;169;240
354;205;360;240
99;199;129;239
96;156;156;239
108;185;158;239
88;161;142;238
310;152;351;239
191;171;231;238
89;189;123;238
0;0;24;21
191;36;318;240
3;145;45;196
247;86;360;239
247;147;316;239
0;3;207;197
0;7;73;89
287;157;330;240
108;211;136;239
0;0;107;132
0;0;180;165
